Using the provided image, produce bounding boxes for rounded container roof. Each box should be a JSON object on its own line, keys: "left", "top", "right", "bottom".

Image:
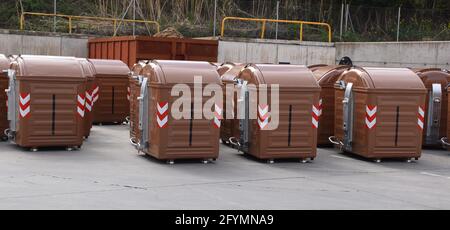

{"left": 412, "top": 68, "right": 450, "bottom": 88}
{"left": 338, "top": 67, "right": 425, "bottom": 90}
{"left": 239, "top": 64, "right": 320, "bottom": 88}
{"left": 13, "top": 56, "right": 84, "bottom": 79}
{"left": 149, "top": 60, "right": 222, "bottom": 85}
{"left": 89, "top": 59, "right": 130, "bottom": 77}
{"left": 0, "top": 54, "right": 9, "bottom": 70}
{"left": 310, "top": 65, "right": 348, "bottom": 85}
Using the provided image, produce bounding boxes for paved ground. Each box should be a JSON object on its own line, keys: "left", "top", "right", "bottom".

{"left": 1, "top": 125, "right": 450, "bottom": 210}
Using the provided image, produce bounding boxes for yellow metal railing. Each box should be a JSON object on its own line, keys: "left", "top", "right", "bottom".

{"left": 221, "top": 17, "right": 332, "bottom": 43}
{"left": 20, "top": 12, "right": 160, "bottom": 35}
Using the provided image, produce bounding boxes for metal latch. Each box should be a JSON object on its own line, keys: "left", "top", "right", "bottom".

{"left": 342, "top": 82, "right": 354, "bottom": 151}
{"left": 425, "top": 83, "right": 442, "bottom": 145}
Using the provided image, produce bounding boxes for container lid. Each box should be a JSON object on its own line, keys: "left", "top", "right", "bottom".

{"left": 149, "top": 60, "right": 221, "bottom": 85}
{"left": 310, "top": 65, "right": 348, "bottom": 85}
{"left": 411, "top": 68, "right": 450, "bottom": 88}
{"left": 220, "top": 64, "right": 245, "bottom": 83}
{"left": 239, "top": 64, "right": 320, "bottom": 88}
{"left": 0, "top": 54, "right": 9, "bottom": 70}
{"left": 77, "top": 58, "right": 95, "bottom": 80}
{"left": 89, "top": 59, "right": 130, "bottom": 77}
{"left": 339, "top": 67, "right": 425, "bottom": 90}
{"left": 13, "top": 56, "right": 85, "bottom": 79}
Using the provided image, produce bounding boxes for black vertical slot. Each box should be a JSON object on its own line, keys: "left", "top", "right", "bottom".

{"left": 395, "top": 106, "right": 400, "bottom": 147}
{"left": 52, "top": 94, "right": 56, "bottom": 135}
{"left": 288, "top": 105, "right": 292, "bottom": 146}
{"left": 112, "top": 86, "right": 115, "bottom": 114}
{"left": 189, "top": 102, "right": 194, "bottom": 146}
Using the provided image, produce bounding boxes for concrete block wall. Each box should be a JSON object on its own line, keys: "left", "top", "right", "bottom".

{"left": 0, "top": 30, "right": 89, "bottom": 57}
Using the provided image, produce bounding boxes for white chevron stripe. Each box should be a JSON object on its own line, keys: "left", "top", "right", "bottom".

{"left": 215, "top": 104, "right": 222, "bottom": 115}
{"left": 85, "top": 91, "right": 92, "bottom": 101}
{"left": 366, "top": 106, "right": 377, "bottom": 117}
{"left": 92, "top": 87, "right": 99, "bottom": 95}
{"left": 258, "top": 105, "right": 268, "bottom": 116}
{"left": 77, "top": 107, "right": 85, "bottom": 118}
{"left": 85, "top": 103, "right": 92, "bottom": 112}
{"left": 365, "top": 117, "right": 377, "bottom": 129}
{"left": 312, "top": 105, "right": 320, "bottom": 116}
{"left": 20, "top": 94, "right": 30, "bottom": 105}
{"left": 19, "top": 107, "right": 30, "bottom": 118}
{"left": 214, "top": 117, "right": 221, "bottom": 128}
{"left": 418, "top": 107, "right": 425, "bottom": 117}
{"left": 258, "top": 117, "right": 269, "bottom": 129}
{"left": 157, "top": 103, "right": 168, "bottom": 114}
{"left": 78, "top": 95, "right": 85, "bottom": 104}
{"left": 157, "top": 115, "right": 168, "bottom": 128}
{"left": 312, "top": 117, "right": 319, "bottom": 128}
{"left": 418, "top": 118, "right": 424, "bottom": 129}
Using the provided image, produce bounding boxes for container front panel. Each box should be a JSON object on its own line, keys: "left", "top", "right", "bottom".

{"left": 249, "top": 90, "right": 319, "bottom": 159}
{"left": 0, "top": 76, "right": 8, "bottom": 138}
{"left": 93, "top": 77, "right": 130, "bottom": 123}
{"left": 317, "top": 86, "right": 335, "bottom": 145}
{"left": 16, "top": 81, "right": 84, "bottom": 147}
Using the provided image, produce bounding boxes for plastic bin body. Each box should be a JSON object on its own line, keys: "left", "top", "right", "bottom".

{"left": 8, "top": 56, "right": 86, "bottom": 148}
{"left": 413, "top": 68, "right": 450, "bottom": 147}
{"left": 237, "top": 64, "right": 321, "bottom": 160}
{"left": 0, "top": 54, "right": 9, "bottom": 140}
{"left": 309, "top": 65, "right": 348, "bottom": 146}
{"left": 334, "top": 67, "right": 426, "bottom": 159}
{"left": 89, "top": 59, "right": 130, "bottom": 124}
{"left": 137, "top": 60, "right": 221, "bottom": 160}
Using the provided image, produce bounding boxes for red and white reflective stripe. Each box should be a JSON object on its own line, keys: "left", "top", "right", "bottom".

{"left": 365, "top": 105, "right": 377, "bottom": 130}
{"left": 258, "top": 104, "right": 269, "bottom": 130}
{"left": 77, "top": 94, "right": 86, "bottom": 118}
{"left": 318, "top": 99, "right": 323, "bottom": 116}
{"left": 92, "top": 85, "right": 99, "bottom": 104}
{"left": 85, "top": 90, "right": 93, "bottom": 112}
{"left": 19, "top": 93, "right": 31, "bottom": 118}
{"left": 127, "top": 87, "right": 130, "bottom": 101}
{"left": 213, "top": 104, "right": 222, "bottom": 128}
{"left": 418, "top": 106, "right": 425, "bottom": 130}
{"left": 312, "top": 102, "right": 321, "bottom": 129}
{"left": 157, "top": 102, "right": 169, "bottom": 128}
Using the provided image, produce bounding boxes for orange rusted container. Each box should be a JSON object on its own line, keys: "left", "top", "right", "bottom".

{"left": 232, "top": 64, "right": 321, "bottom": 162}
{"left": 77, "top": 58, "right": 96, "bottom": 138}
{"left": 129, "top": 60, "right": 150, "bottom": 141}
{"left": 89, "top": 59, "right": 130, "bottom": 124}
{"left": 0, "top": 54, "right": 9, "bottom": 141}
{"left": 218, "top": 63, "right": 245, "bottom": 145}
{"left": 331, "top": 67, "right": 427, "bottom": 161}
{"left": 412, "top": 68, "right": 450, "bottom": 147}
{"left": 309, "top": 65, "right": 348, "bottom": 146}
{"left": 6, "top": 56, "right": 87, "bottom": 149}
{"left": 132, "top": 60, "right": 221, "bottom": 163}
{"left": 88, "top": 36, "right": 218, "bottom": 68}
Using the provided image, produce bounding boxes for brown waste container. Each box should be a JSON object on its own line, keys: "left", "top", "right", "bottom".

{"left": 132, "top": 60, "right": 221, "bottom": 163}
{"left": 77, "top": 58, "right": 96, "bottom": 138}
{"left": 330, "top": 67, "right": 427, "bottom": 161}
{"left": 0, "top": 54, "right": 9, "bottom": 141}
{"left": 129, "top": 60, "right": 149, "bottom": 141}
{"left": 230, "top": 64, "right": 321, "bottom": 162}
{"left": 5, "top": 56, "right": 87, "bottom": 150}
{"left": 412, "top": 68, "right": 450, "bottom": 147}
{"left": 309, "top": 65, "right": 348, "bottom": 146}
{"left": 89, "top": 59, "right": 130, "bottom": 124}
{"left": 218, "top": 63, "right": 245, "bottom": 146}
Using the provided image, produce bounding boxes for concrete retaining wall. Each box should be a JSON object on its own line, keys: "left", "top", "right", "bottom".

{"left": 335, "top": 41, "right": 450, "bottom": 69}
{"left": 0, "top": 30, "right": 89, "bottom": 57}
{"left": 218, "top": 38, "right": 336, "bottom": 65}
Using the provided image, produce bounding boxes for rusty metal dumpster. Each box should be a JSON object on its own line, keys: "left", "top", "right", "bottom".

{"left": 5, "top": 56, "right": 87, "bottom": 150}
{"left": 218, "top": 63, "right": 245, "bottom": 146}
{"left": 309, "top": 65, "right": 348, "bottom": 146}
{"left": 229, "top": 64, "right": 321, "bottom": 163}
{"left": 131, "top": 60, "right": 221, "bottom": 164}
{"left": 330, "top": 67, "right": 427, "bottom": 162}
{"left": 0, "top": 54, "right": 9, "bottom": 141}
{"left": 89, "top": 59, "right": 130, "bottom": 124}
{"left": 77, "top": 58, "right": 96, "bottom": 138}
{"left": 412, "top": 68, "right": 450, "bottom": 147}
{"left": 129, "top": 60, "right": 149, "bottom": 141}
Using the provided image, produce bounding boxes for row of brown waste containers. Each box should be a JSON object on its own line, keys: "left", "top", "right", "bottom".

{"left": 0, "top": 54, "right": 130, "bottom": 150}
{"left": 127, "top": 59, "right": 450, "bottom": 164}
{"left": 2, "top": 55, "right": 450, "bottom": 164}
